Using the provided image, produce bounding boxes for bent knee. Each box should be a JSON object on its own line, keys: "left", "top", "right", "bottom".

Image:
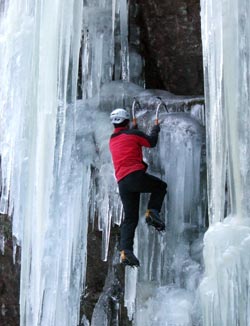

{"left": 161, "top": 181, "right": 167, "bottom": 193}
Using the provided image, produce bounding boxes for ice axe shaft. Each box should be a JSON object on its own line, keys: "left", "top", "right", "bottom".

{"left": 155, "top": 97, "right": 168, "bottom": 125}
{"left": 132, "top": 97, "right": 168, "bottom": 126}
{"left": 132, "top": 98, "right": 141, "bottom": 126}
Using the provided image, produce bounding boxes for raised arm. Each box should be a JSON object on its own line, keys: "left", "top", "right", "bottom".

{"left": 127, "top": 124, "right": 161, "bottom": 148}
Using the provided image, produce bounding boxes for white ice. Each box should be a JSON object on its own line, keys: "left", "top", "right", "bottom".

{"left": 0, "top": 0, "right": 141, "bottom": 324}
{"left": 123, "top": 106, "right": 206, "bottom": 325}
{"left": 0, "top": 0, "right": 208, "bottom": 325}
{"left": 0, "top": 1, "right": 86, "bottom": 325}
{"left": 200, "top": 0, "right": 250, "bottom": 325}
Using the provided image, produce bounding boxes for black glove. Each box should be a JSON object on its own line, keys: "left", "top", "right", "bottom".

{"left": 131, "top": 123, "right": 138, "bottom": 130}
{"left": 151, "top": 124, "right": 160, "bottom": 133}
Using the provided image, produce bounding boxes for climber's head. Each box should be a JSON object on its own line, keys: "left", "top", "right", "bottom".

{"left": 110, "top": 108, "right": 130, "bottom": 127}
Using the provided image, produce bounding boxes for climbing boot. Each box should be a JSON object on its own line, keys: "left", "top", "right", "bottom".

{"left": 145, "top": 209, "right": 165, "bottom": 231}
{"left": 120, "top": 250, "right": 140, "bottom": 267}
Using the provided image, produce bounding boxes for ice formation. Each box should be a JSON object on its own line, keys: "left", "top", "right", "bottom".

{"left": 0, "top": 0, "right": 210, "bottom": 326}
{"left": 123, "top": 105, "right": 206, "bottom": 325}
{"left": 0, "top": 0, "right": 136, "bottom": 325}
{"left": 200, "top": 0, "right": 250, "bottom": 325}
{"left": 0, "top": 1, "right": 87, "bottom": 325}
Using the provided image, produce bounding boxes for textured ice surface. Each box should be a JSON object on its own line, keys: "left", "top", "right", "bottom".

{"left": 200, "top": 1, "right": 250, "bottom": 325}
{"left": 135, "top": 285, "right": 194, "bottom": 326}
{"left": 0, "top": 0, "right": 140, "bottom": 324}
{"left": 0, "top": 0, "right": 208, "bottom": 325}
{"left": 124, "top": 108, "right": 206, "bottom": 325}
{"left": 200, "top": 217, "right": 250, "bottom": 325}
{"left": 0, "top": 1, "right": 86, "bottom": 325}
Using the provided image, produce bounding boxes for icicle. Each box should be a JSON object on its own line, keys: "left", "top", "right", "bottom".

{"left": 0, "top": 232, "right": 4, "bottom": 255}
{"left": 200, "top": 0, "right": 250, "bottom": 324}
{"left": 119, "top": 0, "right": 129, "bottom": 81}
{"left": 0, "top": 0, "right": 87, "bottom": 325}
{"left": 81, "top": 2, "right": 113, "bottom": 98}
{"left": 124, "top": 234, "right": 138, "bottom": 320}
{"left": 200, "top": 0, "right": 227, "bottom": 224}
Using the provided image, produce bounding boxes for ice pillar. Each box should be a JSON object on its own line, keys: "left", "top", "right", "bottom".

{"left": 0, "top": 1, "right": 86, "bottom": 325}
{"left": 200, "top": 0, "right": 250, "bottom": 324}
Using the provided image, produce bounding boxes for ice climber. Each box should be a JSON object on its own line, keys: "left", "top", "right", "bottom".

{"left": 109, "top": 108, "right": 167, "bottom": 267}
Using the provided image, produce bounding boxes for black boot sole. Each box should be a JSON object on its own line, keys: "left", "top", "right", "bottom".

{"left": 121, "top": 258, "right": 140, "bottom": 267}
{"left": 146, "top": 216, "right": 166, "bottom": 231}
{"left": 121, "top": 260, "right": 140, "bottom": 268}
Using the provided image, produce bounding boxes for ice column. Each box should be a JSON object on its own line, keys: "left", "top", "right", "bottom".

{"left": 80, "top": 0, "right": 132, "bottom": 261}
{"left": 119, "top": 0, "right": 130, "bottom": 81}
{"left": 200, "top": 1, "right": 250, "bottom": 325}
{"left": 124, "top": 108, "right": 206, "bottom": 325}
{"left": 0, "top": 1, "right": 87, "bottom": 325}
{"left": 200, "top": 0, "right": 226, "bottom": 224}
{"left": 81, "top": 0, "right": 130, "bottom": 98}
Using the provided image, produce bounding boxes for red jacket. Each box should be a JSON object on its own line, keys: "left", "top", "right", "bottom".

{"left": 109, "top": 125, "right": 160, "bottom": 182}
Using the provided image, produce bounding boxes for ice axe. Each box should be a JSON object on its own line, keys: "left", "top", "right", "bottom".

{"left": 155, "top": 97, "right": 168, "bottom": 125}
{"left": 131, "top": 97, "right": 141, "bottom": 127}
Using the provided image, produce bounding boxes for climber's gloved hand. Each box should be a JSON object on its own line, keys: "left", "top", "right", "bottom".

{"left": 152, "top": 124, "right": 160, "bottom": 133}
{"left": 131, "top": 123, "right": 138, "bottom": 130}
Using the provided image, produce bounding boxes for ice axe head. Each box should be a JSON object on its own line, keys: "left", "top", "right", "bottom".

{"left": 132, "top": 98, "right": 141, "bottom": 126}
{"left": 155, "top": 97, "right": 168, "bottom": 125}
{"left": 155, "top": 97, "right": 162, "bottom": 125}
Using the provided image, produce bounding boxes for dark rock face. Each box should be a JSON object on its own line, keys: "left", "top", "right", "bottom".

{"left": 133, "top": 0, "right": 203, "bottom": 95}
{"left": 0, "top": 215, "right": 20, "bottom": 326}
{"left": 81, "top": 225, "right": 131, "bottom": 326}
{"left": 81, "top": 225, "right": 110, "bottom": 322}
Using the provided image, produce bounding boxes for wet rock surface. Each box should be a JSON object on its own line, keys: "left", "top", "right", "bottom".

{"left": 0, "top": 215, "right": 20, "bottom": 326}
{"left": 133, "top": 0, "right": 203, "bottom": 95}
{"left": 81, "top": 224, "right": 131, "bottom": 326}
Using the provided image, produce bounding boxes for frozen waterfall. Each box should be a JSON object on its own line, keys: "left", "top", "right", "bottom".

{"left": 0, "top": 0, "right": 139, "bottom": 325}
{"left": 200, "top": 0, "right": 250, "bottom": 325}
{"left": 122, "top": 95, "right": 206, "bottom": 325}
{"left": 3, "top": 0, "right": 247, "bottom": 325}
{"left": 0, "top": 1, "right": 87, "bottom": 325}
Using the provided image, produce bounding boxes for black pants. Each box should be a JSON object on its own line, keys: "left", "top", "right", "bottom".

{"left": 118, "top": 170, "right": 167, "bottom": 251}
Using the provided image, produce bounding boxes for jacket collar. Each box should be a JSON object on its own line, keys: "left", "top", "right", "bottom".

{"left": 114, "top": 126, "right": 129, "bottom": 133}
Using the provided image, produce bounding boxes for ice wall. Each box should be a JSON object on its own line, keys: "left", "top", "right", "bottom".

{"left": 81, "top": 0, "right": 131, "bottom": 99}
{"left": 80, "top": 92, "right": 206, "bottom": 325}
{"left": 0, "top": 0, "right": 207, "bottom": 325}
{"left": 79, "top": 0, "right": 143, "bottom": 261}
{"left": 0, "top": 0, "right": 140, "bottom": 324}
{"left": 200, "top": 1, "right": 250, "bottom": 325}
{"left": 0, "top": 1, "right": 86, "bottom": 325}
{"left": 121, "top": 94, "right": 206, "bottom": 325}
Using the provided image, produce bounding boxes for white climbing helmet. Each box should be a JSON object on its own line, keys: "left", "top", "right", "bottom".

{"left": 110, "top": 108, "right": 130, "bottom": 124}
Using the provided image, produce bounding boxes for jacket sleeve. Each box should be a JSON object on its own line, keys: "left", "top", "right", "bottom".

{"left": 130, "top": 125, "right": 160, "bottom": 148}
{"left": 146, "top": 124, "right": 160, "bottom": 147}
